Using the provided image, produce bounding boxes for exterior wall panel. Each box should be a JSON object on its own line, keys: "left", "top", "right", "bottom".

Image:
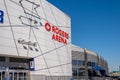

{"left": 0, "top": 0, "right": 71, "bottom": 79}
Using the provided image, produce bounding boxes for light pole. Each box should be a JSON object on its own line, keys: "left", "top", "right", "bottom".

{"left": 119, "top": 66, "right": 120, "bottom": 71}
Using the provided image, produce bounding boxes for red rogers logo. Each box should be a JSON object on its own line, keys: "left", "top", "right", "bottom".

{"left": 45, "top": 22, "right": 69, "bottom": 44}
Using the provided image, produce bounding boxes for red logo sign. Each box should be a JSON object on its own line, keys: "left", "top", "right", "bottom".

{"left": 45, "top": 22, "right": 69, "bottom": 44}
{"left": 45, "top": 22, "right": 51, "bottom": 31}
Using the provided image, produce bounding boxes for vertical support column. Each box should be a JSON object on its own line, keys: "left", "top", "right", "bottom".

{"left": 84, "top": 48, "right": 88, "bottom": 80}
{"left": 27, "top": 70, "right": 31, "bottom": 80}
{"left": 0, "top": 72, "right": 2, "bottom": 80}
{"left": 13, "top": 72, "right": 14, "bottom": 80}
{"left": 77, "top": 52, "right": 79, "bottom": 79}
{"left": 96, "top": 53, "right": 99, "bottom": 66}
{"left": 5, "top": 57, "right": 10, "bottom": 80}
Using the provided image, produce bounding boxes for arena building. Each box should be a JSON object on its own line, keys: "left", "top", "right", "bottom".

{"left": 0, "top": 0, "right": 72, "bottom": 80}
{"left": 72, "top": 45, "right": 108, "bottom": 79}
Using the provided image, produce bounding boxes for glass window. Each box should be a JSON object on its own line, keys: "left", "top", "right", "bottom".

{"left": 91, "top": 62, "right": 95, "bottom": 66}
{"left": 78, "top": 60, "right": 83, "bottom": 66}
{"left": 0, "top": 56, "right": 5, "bottom": 61}
{"left": 72, "top": 60, "right": 83, "bottom": 66}
{"left": 78, "top": 70, "right": 85, "bottom": 76}
{"left": 72, "top": 60, "right": 77, "bottom": 65}
{"left": 9, "top": 57, "right": 29, "bottom": 63}
{"left": 87, "top": 62, "right": 92, "bottom": 66}
{"left": 72, "top": 68, "right": 77, "bottom": 76}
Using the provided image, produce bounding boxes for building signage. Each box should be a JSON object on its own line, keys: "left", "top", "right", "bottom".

{"left": 0, "top": 10, "right": 4, "bottom": 23}
{"left": 45, "top": 22, "right": 69, "bottom": 44}
{"left": 19, "top": 0, "right": 41, "bottom": 29}
{"left": 29, "top": 58, "right": 35, "bottom": 71}
{"left": 18, "top": 38, "right": 37, "bottom": 47}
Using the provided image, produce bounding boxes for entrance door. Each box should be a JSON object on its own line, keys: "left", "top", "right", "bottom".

{"left": 0, "top": 70, "right": 29, "bottom": 80}
{"left": 0, "top": 71, "right": 4, "bottom": 80}
{"left": 0, "top": 57, "right": 31, "bottom": 80}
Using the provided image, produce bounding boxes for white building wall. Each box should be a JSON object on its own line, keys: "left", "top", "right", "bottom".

{"left": 0, "top": 0, "right": 71, "bottom": 78}
{"left": 72, "top": 45, "right": 108, "bottom": 71}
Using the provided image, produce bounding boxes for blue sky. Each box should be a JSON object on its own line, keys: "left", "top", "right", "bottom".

{"left": 48, "top": 0, "right": 120, "bottom": 72}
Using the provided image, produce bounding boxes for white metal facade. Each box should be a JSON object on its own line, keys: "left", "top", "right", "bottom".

{"left": 72, "top": 45, "right": 108, "bottom": 73}
{"left": 0, "top": 0, "right": 72, "bottom": 79}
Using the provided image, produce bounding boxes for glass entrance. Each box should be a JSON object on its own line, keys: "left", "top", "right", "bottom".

{"left": 0, "top": 70, "right": 29, "bottom": 80}
{"left": 0, "top": 56, "right": 31, "bottom": 80}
